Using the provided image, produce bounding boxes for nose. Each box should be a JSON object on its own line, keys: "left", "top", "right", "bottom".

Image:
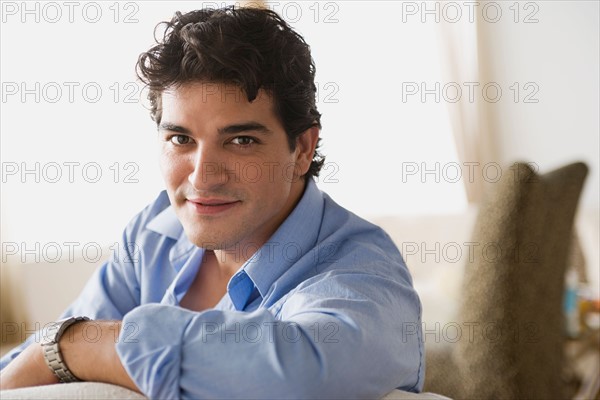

{"left": 188, "top": 144, "right": 228, "bottom": 191}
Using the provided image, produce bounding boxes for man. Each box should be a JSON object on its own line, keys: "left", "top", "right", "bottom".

{"left": 0, "top": 6, "right": 423, "bottom": 398}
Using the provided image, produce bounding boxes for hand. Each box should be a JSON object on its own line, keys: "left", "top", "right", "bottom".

{"left": 0, "top": 342, "right": 58, "bottom": 390}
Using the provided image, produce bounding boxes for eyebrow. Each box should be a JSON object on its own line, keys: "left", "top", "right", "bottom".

{"left": 158, "top": 122, "right": 273, "bottom": 136}
{"left": 218, "top": 122, "right": 273, "bottom": 136}
{"left": 158, "top": 122, "right": 191, "bottom": 134}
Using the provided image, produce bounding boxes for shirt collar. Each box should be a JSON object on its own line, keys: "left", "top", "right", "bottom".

{"left": 146, "top": 203, "right": 182, "bottom": 240}
{"left": 240, "top": 177, "right": 324, "bottom": 300}
{"left": 146, "top": 197, "right": 195, "bottom": 272}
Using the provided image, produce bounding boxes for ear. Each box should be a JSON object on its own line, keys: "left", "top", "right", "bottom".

{"left": 293, "top": 126, "right": 320, "bottom": 177}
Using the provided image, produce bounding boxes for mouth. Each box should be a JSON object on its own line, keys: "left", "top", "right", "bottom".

{"left": 186, "top": 198, "right": 241, "bottom": 215}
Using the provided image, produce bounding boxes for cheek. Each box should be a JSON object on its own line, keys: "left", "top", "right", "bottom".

{"left": 160, "top": 152, "right": 187, "bottom": 187}
{"left": 270, "top": 161, "right": 303, "bottom": 184}
{"left": 266, "top": 148, "right": 301, "bottom": 182}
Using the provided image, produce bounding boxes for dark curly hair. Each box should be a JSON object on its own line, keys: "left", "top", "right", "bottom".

{"left": 136, "top": 6, "right": 324, "bottom": 177}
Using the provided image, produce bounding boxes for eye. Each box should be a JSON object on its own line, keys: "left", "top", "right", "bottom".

{"left": 169, "top": 135, "right": 192, "bottom": 145}
{"left": 231, "top": 136, "right": 257, "bottom": 147}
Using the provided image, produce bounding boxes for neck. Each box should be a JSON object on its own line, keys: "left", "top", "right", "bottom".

{"left": 201, "top": 250, "right": 238, "bottom": 280}
{"left": 212, "top": 177, "right": 308, "bottom": 275}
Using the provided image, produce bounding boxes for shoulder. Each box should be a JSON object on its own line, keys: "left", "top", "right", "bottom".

{"left": 316, "top": 191, "right": 411, "bottom": 283}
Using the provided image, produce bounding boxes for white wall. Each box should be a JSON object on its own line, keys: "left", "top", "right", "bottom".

{"left": 479, "top": 0, "right": 599, "bottom": 208}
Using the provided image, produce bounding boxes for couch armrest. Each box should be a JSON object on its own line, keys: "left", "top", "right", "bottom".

{"left": 0, "top": 383, "right": 449, "bottom": 399}
{"left": 382, "top": 389, "right": 451, "bottom": 399}
{"left": 0, "top": 383, "right": 145, "bottom": 400}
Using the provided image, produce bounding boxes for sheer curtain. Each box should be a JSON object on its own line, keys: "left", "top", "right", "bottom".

{"left": 437, "top": 6, "right": 497, "bottom": 203}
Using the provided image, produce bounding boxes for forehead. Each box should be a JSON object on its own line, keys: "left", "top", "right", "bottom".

{"left": 160, "top": 82, "right": 276, "bottom": 121}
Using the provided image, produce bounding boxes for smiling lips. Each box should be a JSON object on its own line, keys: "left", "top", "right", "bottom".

{"left": 186, "top": 198, "right": 240, "bottom": 215}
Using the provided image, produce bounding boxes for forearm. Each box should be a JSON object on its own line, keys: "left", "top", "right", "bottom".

{"left": 0, "top": 342, "right": 58, "bottom": 389}
{"left": 60, "top": 320, "right": 139, "bottom": 392}
{"left": 0, "top": 320, "right": 140, "bottom": 393}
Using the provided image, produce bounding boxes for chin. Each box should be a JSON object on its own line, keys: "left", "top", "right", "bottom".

{"left": 183, "top": 225, "right": 235, "bottom": 250}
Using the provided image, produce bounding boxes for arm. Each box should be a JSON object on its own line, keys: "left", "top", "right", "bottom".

{"left": 59, "top": 321, "right": 139, "bottom": 391}
{"left": 1, "top": 271, "right": 422, "bottom": 397}
{"left": 0, "top": 321, "right": 139, "bottom": 393}
{"left": 115, "top": 271, "right": 423, "bottom": 399}
{"left": 0, "top": 342, "right": 57, "bottom": 389}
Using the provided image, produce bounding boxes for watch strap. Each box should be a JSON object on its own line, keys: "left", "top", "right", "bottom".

{"left": 41, "top": 316, "right": 90, "bottom": 383}
{"left": 42, "top": 341, "right": 82, "bottom": 382}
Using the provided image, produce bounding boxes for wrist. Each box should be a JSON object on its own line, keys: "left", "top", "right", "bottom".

{"left": 59, "top": 320, "right": 113, "bottom": 382}
{"left": 41, "top": 316, "right": 90, "bottom": 383}
{"left": 60, "top": 320, "right": 138, "bottom": 392}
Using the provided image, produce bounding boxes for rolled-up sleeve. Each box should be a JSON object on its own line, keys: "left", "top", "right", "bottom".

{"left": 116, "top": 271, "right": 423, "bottom": 399}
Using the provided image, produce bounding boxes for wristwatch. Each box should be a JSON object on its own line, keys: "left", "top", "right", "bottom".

{"left": 41, "top": 316, "right": 90, "bottom": 383}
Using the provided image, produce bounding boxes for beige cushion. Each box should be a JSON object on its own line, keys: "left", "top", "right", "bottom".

{"left": 0, "top": 383, "right": 146, "bottom": 400}
{"left": 0, "top": 383, "right": 449, "bottom": 399}
{"left": 424, "top": 162, "right": 588, "bottom": 399}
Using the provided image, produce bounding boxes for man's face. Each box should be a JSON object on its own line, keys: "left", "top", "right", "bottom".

{"left": 159, "top": 82, "right": 316, "bottom": 254}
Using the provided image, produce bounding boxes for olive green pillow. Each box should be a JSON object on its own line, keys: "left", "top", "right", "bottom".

{"left": 455, "top": 162, "right": 588, "bottom": 399}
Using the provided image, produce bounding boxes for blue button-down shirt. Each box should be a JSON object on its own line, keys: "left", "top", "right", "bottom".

{"left": 1, "top": 178, "right": 424, "bottom": 399}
